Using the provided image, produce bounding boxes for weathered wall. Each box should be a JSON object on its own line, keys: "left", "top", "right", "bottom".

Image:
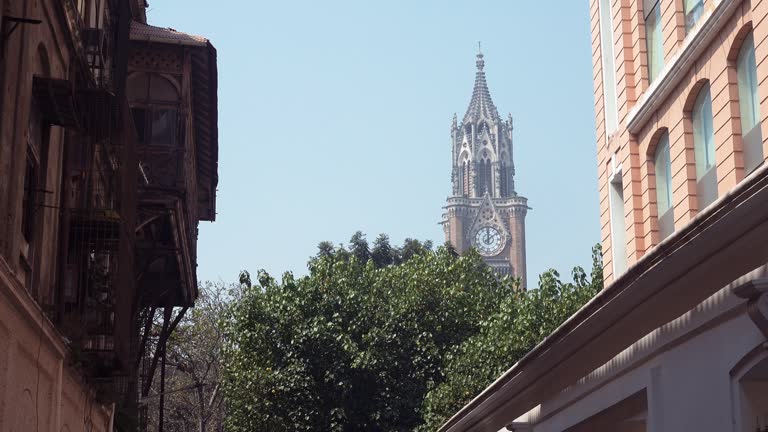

{"left": 0, "top": 0, "right": 115, "bottom": 429}
{"left": 0, "top": 261, "right": 112, "bottom": 432}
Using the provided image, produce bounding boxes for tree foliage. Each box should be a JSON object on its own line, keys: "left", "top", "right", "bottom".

{"left": 417, "top": 244, "right": 603, "bottom": 430}
{"left": 144, "top": 282, "right": 228, "bottom": 432}
{"left": 221, "top": 232, "right": 603, "bottom": 431}
{"left": 222, "top": 234, "right": 508, "bottom": 431}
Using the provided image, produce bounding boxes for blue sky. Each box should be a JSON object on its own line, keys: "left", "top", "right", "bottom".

{"left": 148, "top": 1, "right": 601, "bottom": 285}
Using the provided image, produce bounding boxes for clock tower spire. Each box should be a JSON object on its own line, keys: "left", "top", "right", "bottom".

{"left": 442, "top": 50, "right": 530, "bottom": 287}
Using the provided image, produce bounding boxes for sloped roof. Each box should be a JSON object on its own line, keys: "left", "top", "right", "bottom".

{"left": 463, "top": 53, "right": 500, "bottom": 124}
{"left": 129, "top": 20, "right": 208, "bottom": 46}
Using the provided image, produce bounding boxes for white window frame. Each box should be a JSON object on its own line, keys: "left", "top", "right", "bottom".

{"left": 599, "top": 0, "right": 620, "bottom": 134}
{"left": 608, "top": 154, "right": 628, "bottom": 276}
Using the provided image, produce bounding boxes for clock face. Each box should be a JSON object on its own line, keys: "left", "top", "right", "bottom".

{"left": 474, "top": 226, "right": 503, "bottom": 255}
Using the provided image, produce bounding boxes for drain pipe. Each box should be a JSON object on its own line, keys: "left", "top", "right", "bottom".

{"left": 731, "top": 278, "right": 768, "bottom": 338}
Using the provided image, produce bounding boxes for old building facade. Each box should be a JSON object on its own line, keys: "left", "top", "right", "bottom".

{"left": 0, "top": 0, "right": 218, "bottom": 430}
{"left": 440, "top": 0, "right": 768, "bottom": 431}
{"left": 443, "top": 52, "right": 529, "bottom": 287}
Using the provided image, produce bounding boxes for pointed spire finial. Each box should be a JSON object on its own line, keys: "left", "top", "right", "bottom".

{"left": 476, "top": 41, "right": 485, "bottom": 70}
{"left": 464, "top": 45, "right": 498, "bottom": 123}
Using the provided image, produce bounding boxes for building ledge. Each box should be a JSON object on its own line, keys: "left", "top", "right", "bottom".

{"left": 626, "top": 0, "right": 741, "bottom": 134}
{"left": 444, "top": 195, "right": 530, "bottom": 208}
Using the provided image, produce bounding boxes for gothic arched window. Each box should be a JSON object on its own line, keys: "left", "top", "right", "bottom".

{"left": 500, "top": 161, "right": 508, "bottom": 196}
{"left": 462, "top": 160, "right": 470, "bottom": 196}
{"left": 477, "top": 157, "right": 492, "bottom": 196}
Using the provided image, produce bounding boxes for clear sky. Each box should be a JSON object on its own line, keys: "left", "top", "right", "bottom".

{"left": 147, "top": 1, "right": 601, "bottom": 285}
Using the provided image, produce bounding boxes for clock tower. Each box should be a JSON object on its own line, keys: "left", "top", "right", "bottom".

{"left": 442, "top": 50, "right": 530, "bottom": 288}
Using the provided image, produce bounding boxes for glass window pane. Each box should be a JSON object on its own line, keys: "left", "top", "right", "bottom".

{"left": 600, "top": 0, "right": 619, "bottom": 134}
{"left": 609, "top": 173, "right": 627, "bottom": 275}
{"left": 738, "top": 32, "right": 764, "bottom": 173}
{"left": 150, "top": 108, "right": 177, "bottom": 147}
{"left": 693, "top": 85, "right": 718, "bottom": 208}
{"left": 738, "top": 33, "right": 759, "bottom": 130}
{"left": 654, "top": 134, "right": 672, "bottom": 215}
{"left": 655, "top": 133, "right": 675, "bottom": 238}
{"left": 684, "top": 0, "right": 705, "bottom": 32}
{"left": 646, "top": 5, "right": 664, "bottom": 82}
{"left": 693, "top": 85, "right": 716, "bottom": 178}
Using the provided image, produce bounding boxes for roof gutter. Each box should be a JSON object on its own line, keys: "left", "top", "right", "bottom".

{"left": 440, "top": 164, "right": 768, "bottom": 432}
{"left": 129, "top": 33, "right": 207, "bottom": 47}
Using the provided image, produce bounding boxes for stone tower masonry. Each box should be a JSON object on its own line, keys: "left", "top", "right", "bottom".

{"left": 442, "top": 50, "right": 530, "bottom": 288}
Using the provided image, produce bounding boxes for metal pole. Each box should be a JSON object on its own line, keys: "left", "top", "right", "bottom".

{"left": 158, "top": 317, "right": 167, "bottom": 432}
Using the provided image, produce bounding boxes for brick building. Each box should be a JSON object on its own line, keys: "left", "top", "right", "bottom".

{"left": 439, "top": 0, "right": 768, "bottom": 431}
{"left": 0, "top": 0, "right": 217, "bottom": 430}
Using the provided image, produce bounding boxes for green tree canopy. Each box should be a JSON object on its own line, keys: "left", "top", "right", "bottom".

{"left": 417, "top": 244, "right": 603, "bottom": 430}
{"left": 221, "top": 234, "right": 602, "bottom": 431}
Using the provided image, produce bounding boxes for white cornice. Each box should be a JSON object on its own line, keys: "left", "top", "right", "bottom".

{"left": 627, "top": 0, "right": 741, "bottom": 134}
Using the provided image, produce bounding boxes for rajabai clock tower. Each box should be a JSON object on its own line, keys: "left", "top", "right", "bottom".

{"left": 442, "top": 50, "right": 530, "bottom": 288}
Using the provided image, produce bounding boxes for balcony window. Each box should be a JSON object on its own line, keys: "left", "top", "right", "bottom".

{"left": 128, "top": 72, "right": 180, "bottom": 148}
{"left": 599, "top": 0, "right": 619, "bottom": 134}
{"left": 654, "top": 133, "right": 674, "bottom": 239}
{"left": 692, "top": 84, "right": 717, "bottom": 209}
{"left": 684, "top": 0, "right": 705, "bottom": 32}
{"left": 149, "top": 109, "right": 178, "bottom": 147}
{"left": 644, "top": 0, "right": 664, "bottom": 83}
{"left": 131, "top": 107, "right": 178, "bottom": 147}
{"left": 737, "top": 32, "right": 764, "bottom": 174}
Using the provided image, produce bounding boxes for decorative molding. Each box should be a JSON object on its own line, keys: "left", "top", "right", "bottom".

{"left": 731, "top": 277, "right": 768, "bottom": 337}
{"left": 626, "top": 0, "right": 741, "bottom": 134}
{"left": 445, "top": 195, "right": 529, "bottom": 208}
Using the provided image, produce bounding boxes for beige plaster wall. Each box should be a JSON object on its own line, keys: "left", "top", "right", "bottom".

{"left": 520, "top": 286, "right": 765, "bottom": 432}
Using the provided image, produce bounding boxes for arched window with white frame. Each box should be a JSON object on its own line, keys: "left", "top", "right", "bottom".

{"left": 737, "top": 31, "right": 763, "bottom": 174}
{"left": 654, "top": 132, "right": 674, "bottom": 239}
{"left": 692, "top": 83, "right": 717, "bottom": 209}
